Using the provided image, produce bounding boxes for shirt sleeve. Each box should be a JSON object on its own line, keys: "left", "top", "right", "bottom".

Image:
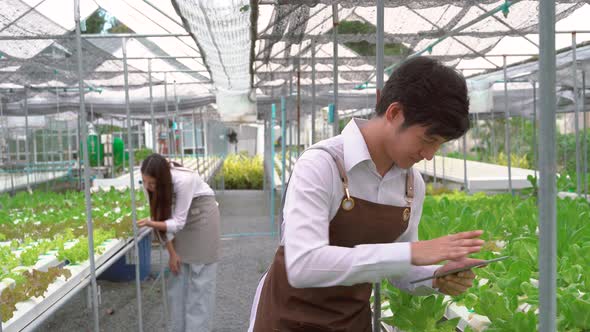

{"left": 164, "top": 171, "right": 196, "bottom": 234}
{"left": 388, "top": 169, "right": 440, "bottom": 295}
{"left": 283, "top": 151, "right": 412, "bottom": 289}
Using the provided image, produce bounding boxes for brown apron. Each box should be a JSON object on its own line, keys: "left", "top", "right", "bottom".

{"left": 253, "top": 146, "right": 414, "bottom": 332}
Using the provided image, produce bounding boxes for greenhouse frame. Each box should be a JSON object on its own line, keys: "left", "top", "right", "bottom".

{"left": 1, "top": 0, "right": 590, "bottom": 331}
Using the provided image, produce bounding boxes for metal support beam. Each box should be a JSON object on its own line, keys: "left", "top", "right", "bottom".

{"left": 463, "top": 134, "right": 468, "bottom": 192}
{"left": 504, "top": 56, "right": 513, "bottom": 195}
{"left": 332, "top": 3, "right": 339, "bottom": 136}
{"left": 148, "top": 59, "right": 156, "bottom": 153}
{"left": 311, "top": 37, "right": 317, "bottom": 144}
{"left": 408, "top": 7, "right": 501, "bottom": 69}
{"left": 373, "top": 1, "right": 384, "bottom": 330}
{"left": 75, "top": 0, "right": 99, "bottom": 330}
{"left": 174, "top": 80, "right": 184, "bottom": 164}
{"left": 192, "top": 108, "right": 198, "bottom": 163}
{"left": 200, "top": 107, "right": 207, "bottom": 159}
{"left": 538, "top": 0, "right": 557, "bottom": 331}
{"left": 0, "top": 33, "right": 190, "bottom": 41}
{"left": 281, "top": 97, "right": 287, "bottom": 196}
{"left": 532, "top": 81, "right": 538, "bottom": 180}
{"left": 255, "top": 4, "right": 327, "bottom": 64}
{"left": 583, "top": 71, "right": 587, "bottom": 199}
{"left": 474, "top": 3, "right": 539, "bottom": 49}
{"left": 572, "top": 33, "right": 582, "bottom": 195}
{"left": 164, "top": 73, "right": 171, "bottom": 156}
{"left": 24, "top": 86, "right": 30, "bottom": 190}
{"left": 270, "top": 104, "right": 277, "bottom": 235}
{"left": 122, "top": 37, "right": 144, "bottom": 332}
{"left": 297, "top": 62, "right": 301, "bottom": 155}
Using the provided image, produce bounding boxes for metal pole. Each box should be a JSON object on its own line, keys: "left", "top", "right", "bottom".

{"left": 148, "top": 59, "right": 156, "bottom": 154}
{"left": 42, "top": 128, "right": 47, "bottom": 190}
{"left": 0, "top": 32, "right": 190, "bottom": 41}
{"left": 75, "top": 1, "right": 99, "bottom": 330}
{"left": 332, "top": 3, "right": 339, "bottom": 136}
{"left": 289, "top": 122, "right": 294, "bottom": 172}
{"left": 263, "top": 114, "right": 268, "bottom": 191}
{"left": 174, "top": 80, "right": 184, "bottom": 164}
{"left": 0, "top": 100, "right": 3, "bottom": 163}
{"left": 16, "top": 136, "right": 20, "bottom": 162}
{"left": 373, "top": 0, "right": 384, "bottom": 329}
{"left": 572, "top": 33, "right": 582, "bottom": 195}
{"left": 270, "top": 104, "right": 276, "bottom": 235}
{"left": 200, "top": 107, "right": 207, "bottom": 159}
{"left": 140, "top": 122, "right": 144, "bottom": 150}
{"left": 76, "top": 106, "right": 82, "bottom": 188}
{"left": 281, "top": 96, "right": 287, "bottom": 195}
{"left": 57, "top": 89, "right": 64, "bottom": 162}
{"left": 563, "top": 114, "right": 567, "bottom": 173}
{"left": 442, "top": 148, "right": 446, "bottom": 186}
{"left": 164, "top": 73, "right": 171, "bottom": 157}
{"left": 192, "top": 108, "right": 199, "bottom": 169}
{"left": 433, "top": 155, "right": 437, "bottom": 185}
{"left": 583, "top": 71, "right": 587, "bottom": 199}
{"left": 24, "top": 87, "right": 30, "bottom": 190}
{"left": 463, "top": 134, "right": 468, "bottom": 192}
{"left": 311, "top": 37, "right": 317, "bottom": 145}
{"left": 504, "top": 56, "right": 513, "bottom": 195}
{"left": 533, "top": 81, "right": 538, "bottom": 180}
{"left": 491, "top": 112, "right": 496, "bottom": 161}
{"left": 538, "top": 0, "right": 557, "bottom": 331}
{"left": 33, "top": 129, "right": 38, "bottom": 164}
{"left": 297, "top": 63, "right": 301, "bottom": 156}
{"left": 111, "top": 117, "right": 115, "bottom": 177}
{"left": 67, "top": 118, "right": 72, "bottom": 162}
{"left": 122, "top": 37, "right": 144, "bottom": 332}
{"left": 93, "top": 104, "right": 100, "bottom": 168}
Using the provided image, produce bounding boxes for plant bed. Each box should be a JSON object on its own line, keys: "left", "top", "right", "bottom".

{"left": 379, "top": 191, "right": 590, "bottom": 331}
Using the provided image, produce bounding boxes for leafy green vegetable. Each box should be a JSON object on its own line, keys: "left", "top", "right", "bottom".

{"left": 381, "top": 192, "right": 590, "bottom": 331}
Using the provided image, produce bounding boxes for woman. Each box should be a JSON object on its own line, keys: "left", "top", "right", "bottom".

{"left": 137, "top": 153, "right": 220, "bottom": 332}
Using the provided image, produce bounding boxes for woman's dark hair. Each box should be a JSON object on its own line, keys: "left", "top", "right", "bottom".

{"left": 141, "top": 153, "right": 174, "bottom": 223}
{"left": 375, "top": 56, "right": 470, "bottom": 140}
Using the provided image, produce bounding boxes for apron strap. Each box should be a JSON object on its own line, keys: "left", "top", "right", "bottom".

{"left": 278, "top": 145, "right": 415, "bottom": 240}
{"left": 278, "top": 145, "right": 347, "bottom": 241}
{"left": 305, "top": 146, "right": 349, "bottom": 196}
{"left": 405, "top": 168, "right": 414, "bottom": 205}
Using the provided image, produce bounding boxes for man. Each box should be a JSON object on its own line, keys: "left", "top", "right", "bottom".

{"left": 249, "top": 56, "right": 484, "bottom": 332}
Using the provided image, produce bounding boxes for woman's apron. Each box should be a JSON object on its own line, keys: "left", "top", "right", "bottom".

{"left": 170, "top": 165, "right": 220, "bottom": 265}
{"left": 253, "top": 146, "right": 414, "bottom": 332}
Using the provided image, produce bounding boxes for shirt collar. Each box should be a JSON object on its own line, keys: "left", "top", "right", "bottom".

{"left": 342, "top": 118, "right": 373, "bottom": 172}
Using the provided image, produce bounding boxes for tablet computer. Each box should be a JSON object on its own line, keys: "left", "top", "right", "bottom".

{"left": 409, "top": 256, "right": 509, "bottom": 284}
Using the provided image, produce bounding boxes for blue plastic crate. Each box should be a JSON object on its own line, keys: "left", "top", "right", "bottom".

{"left": 99, "top": 233, "right": 152, "bottom": 282}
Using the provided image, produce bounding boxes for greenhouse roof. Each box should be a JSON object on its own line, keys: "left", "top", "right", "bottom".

{"left": 0, "top": 0, "right": 589, "bottom": 121}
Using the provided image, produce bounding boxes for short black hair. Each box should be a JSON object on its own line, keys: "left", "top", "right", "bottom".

{"left": 375, "top": 56, "right": 470, "bottom": 140}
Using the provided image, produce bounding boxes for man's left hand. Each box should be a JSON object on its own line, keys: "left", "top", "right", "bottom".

{"left": 432, "top": 258, "right": 483, "bottom": 296}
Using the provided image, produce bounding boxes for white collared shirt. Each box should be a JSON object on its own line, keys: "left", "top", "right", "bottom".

{"left": 164, "top": 167, "right": 214, "bottom": 234}
{"left": 248, "top": 119, "right": 439, "bottom": 330}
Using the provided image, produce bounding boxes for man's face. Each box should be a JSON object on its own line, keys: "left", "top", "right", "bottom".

{"left": 382, "top": 104, "right": 447, "bottom": 169}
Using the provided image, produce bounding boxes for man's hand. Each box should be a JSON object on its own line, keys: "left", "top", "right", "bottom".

{"left": 411, "top": 230, "right": 484, "bottom": 265}
{"left": 432, "top": 258, "right": 484, "bottom": 296}
{"left": 169, "top": 252, "right": 181, "bottom": 275}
